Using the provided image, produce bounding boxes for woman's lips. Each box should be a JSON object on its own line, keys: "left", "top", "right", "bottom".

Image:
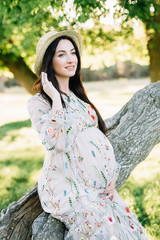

{"left": 65, "top": 65, "right": 75, "bottom": 70}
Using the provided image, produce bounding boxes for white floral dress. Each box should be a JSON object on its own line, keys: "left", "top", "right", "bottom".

{"left": 27, "top": 91, "right": 149, "bottom": 240}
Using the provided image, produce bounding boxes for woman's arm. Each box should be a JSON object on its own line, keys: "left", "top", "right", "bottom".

{"left": 27, "top": 96, "right": 67, "bottom": 153}
{"left": 27, "top": 73, "right": 77, "bottom": 153}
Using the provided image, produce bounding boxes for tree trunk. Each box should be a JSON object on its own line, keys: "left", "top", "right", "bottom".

{"left": 2, "top": 56, "right": 37, "bottom": 95}
{"left": 0, "top": 82, "right": 160, "bottom": 240}
{"left": 147, "top": 32, "right": 160, "bottom": 82}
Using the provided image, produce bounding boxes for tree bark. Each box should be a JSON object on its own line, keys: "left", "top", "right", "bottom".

{"left": 0, "top": 184, "right": 42, "bottom": 240}
{"left": 2, "top": 56, "right": 37, "bottom": 95}
{"left": 147, "top": 31, "right": 160, "bottom": 82}
{"left": 0, "top": 82, "right": 160, "bottom": 240}
{"left": 105, "top": 81, "right": 160, "bottom": 189}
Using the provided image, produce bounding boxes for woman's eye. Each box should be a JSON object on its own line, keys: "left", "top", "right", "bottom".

{"left": 58, "top": 54, "right": 64, "bottom": 57}
{"left": 71, "top": 52, "right": 76, "bottom": 55}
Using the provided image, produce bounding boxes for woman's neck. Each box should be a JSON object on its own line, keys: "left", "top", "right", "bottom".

{"left": 59, "top": 81, "right": 70, "bottom": 95}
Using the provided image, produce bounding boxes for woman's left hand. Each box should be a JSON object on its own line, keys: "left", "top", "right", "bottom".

{"left": 99, "top": 176, "right": 117, "bottom": 202}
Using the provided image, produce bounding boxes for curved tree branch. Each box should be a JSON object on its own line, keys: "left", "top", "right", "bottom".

{"left": 105, "top": 82, "right": 160, "bottom": 189}
{"left": 1, "top": 54, "right": 37, "bottom": 95}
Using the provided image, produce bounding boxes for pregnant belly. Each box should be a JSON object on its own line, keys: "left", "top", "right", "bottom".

{"left": 72, "top": 127, "right": 117, "bottom": 189}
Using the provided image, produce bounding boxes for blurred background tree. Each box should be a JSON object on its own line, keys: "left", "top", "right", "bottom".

{"left": 118, "top": 0, "right": 160, "bottom": 82}
{"left": 0, "top": 0, "right": 159, "bottom": 94}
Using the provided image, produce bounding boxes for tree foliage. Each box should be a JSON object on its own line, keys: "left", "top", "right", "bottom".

{"left": 0, "top": 1, "right": 146, "bottom": 69}
{"left": 0, "top": 0, "right": 106, "bottom": 60}
{"left": 118, "top": 0, "right": 160, "bottom": 35}
{"left": 0, "top": 0, "right": 159, "bottom": 58}
{"left": 0, "top": 0, "right": 159, "bottom": 82}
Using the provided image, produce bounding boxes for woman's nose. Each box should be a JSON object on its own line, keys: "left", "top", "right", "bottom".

{"left": 66, "top": 53, "right": 74, "bottom": 62}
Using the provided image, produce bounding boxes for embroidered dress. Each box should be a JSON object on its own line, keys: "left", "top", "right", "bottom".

{"left": 27, "top": 91, "right": 148, "bottom": 240}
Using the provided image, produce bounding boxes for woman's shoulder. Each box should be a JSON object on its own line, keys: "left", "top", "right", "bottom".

{"left": 27, "top": 92, "right": 49, "bottom": 107}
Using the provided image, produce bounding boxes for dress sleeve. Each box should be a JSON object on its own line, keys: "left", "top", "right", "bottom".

{"left": 27, "top": 95, "right": 77, "bottom": 153}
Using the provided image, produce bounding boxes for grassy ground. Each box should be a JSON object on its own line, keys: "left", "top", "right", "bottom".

{"left": 0, "top": 78, "right": 159, "bottom": 239}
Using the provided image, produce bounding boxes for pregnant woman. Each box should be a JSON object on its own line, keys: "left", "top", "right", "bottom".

{"left": 27, "top": 30, "right": 149, "bottom": 239}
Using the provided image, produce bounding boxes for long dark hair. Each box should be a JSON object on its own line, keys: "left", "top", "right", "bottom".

{"left": 33, "top": 36, "right": 108, "bottom": 136}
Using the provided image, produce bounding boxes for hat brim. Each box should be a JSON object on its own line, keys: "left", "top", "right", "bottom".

{"left": 34, "top": 30, "right": 83, "bottom": 76}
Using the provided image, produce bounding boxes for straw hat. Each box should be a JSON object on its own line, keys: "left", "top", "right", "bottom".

{"left": 34, "top": 30, "right": 83, "bottom": 76}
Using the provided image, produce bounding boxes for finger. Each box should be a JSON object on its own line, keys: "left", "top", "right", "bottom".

{"left": 104, "top": 188, "right": 115, "bottom": 194}
{"left": 101, "top": 194, "right": 113, "bottom": 200}
{"left": 110, "top": 194, "right": 115, "bottom": 202}
{"left": 42, "top": 72, "right": 47, "bottom": 84}
{"left": 41, "top": 72, "right": 45, "bottom": 85}
{"left": 99, "top": 192, "right": 109, "bottom": 196}
{"left": 44, "top": 72, "right": 48, "bottom": 84}
{"left": 101, "top": 195, "right": 108, "bottom": 200}
{"left": 105, "top": 192, "right": 115, "bottom": 199}
{"left": 42, "top": 72, "right": 47, "bottom": 85}
{"left": 102, "top": 189, "right": 113, "bottom": 194}
{"left": 111, "top": 195, "right": 115, "bottom": 202}
{"left": 109, "top": 194, "right": 115, "bottom": 202}
{"left": 105, "top": 193, "right": 113, "bottom": 199}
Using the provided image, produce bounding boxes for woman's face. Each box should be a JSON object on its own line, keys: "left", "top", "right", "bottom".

{"left": 52, "top": 39, "right": 78, "bottom": 82}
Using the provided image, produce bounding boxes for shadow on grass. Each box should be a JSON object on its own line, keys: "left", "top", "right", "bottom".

{"left": 0, "top": 119, "right": 31, "bottom": 140}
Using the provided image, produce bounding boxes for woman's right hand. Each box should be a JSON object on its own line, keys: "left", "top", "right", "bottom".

{"left": 41, "top": 72, "right": 62, "bottom": 110}
{"left": 41, "top": 72, "right": 60, "bottom": 100}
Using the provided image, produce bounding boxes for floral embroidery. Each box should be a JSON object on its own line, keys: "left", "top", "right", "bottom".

{"left": 47, "top": 127, "right": 52, "bottom": 133}
{"left": 125, "top": 206, "right": 130, "bottom": 213}
{"left": 27, "top": 92, "right": 149, "bottom": 240}
{"left": 108, "top": 217, "right": 115, "bottom": 224}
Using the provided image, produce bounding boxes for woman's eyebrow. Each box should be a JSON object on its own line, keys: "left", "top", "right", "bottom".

{"left": 57, "top": 48, "right": 75, "bottom": 53}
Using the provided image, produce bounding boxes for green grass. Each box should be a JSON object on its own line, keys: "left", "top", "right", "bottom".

{"left": 0, "top": 120, "right": 45, "bottom": 210}
{"left": 119, "top": 172, "right": 160, "bottom": 239}
{"left": 0, "top": 79, "right": 160, "bottom": 239}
